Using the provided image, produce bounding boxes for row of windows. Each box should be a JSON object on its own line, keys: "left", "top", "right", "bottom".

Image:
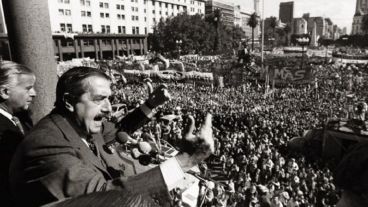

{"left": 62, "top": 0, "right": 201, "bottom": 7}
{"left": 59, "top": 9, "right": 71, "bottom": 16}
{"left": 58, "top": 0, "right": 70, "bottom": 4}
{"left": 117, "top": 14, "right": 126, "bottom": 20}
{"left": 80, "top": 0, "right": 91, "bottom": 6}
{"left": 116, "top": 4, "right": 125, "bottom": 10}
{"left": 81, "top": 11, "right": 92, "bottom": 17}
{"left": 132, "top": 15, "right": 139, "bottom": 21}
{"left": 132, "top": 7, "right": 139, "bottom": 12}
{"left": 100, "top": 12, "right": 110, "bottom": 18}
{"left": 59, "top": 23, "right": 148, "bottom": 35}
{"left": 99, "top": 2, "right": 109, "bottom": 9}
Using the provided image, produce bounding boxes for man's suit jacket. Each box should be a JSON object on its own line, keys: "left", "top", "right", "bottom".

{"left": 9, "top": 109, "right": 167, "bottom": 207}
{"left": 0, "top": 112, "right": 32, "bottom": 207}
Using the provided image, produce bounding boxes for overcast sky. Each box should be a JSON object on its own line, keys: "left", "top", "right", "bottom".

{"left": 223, "top": 0, "right": 356, "bottom": 33}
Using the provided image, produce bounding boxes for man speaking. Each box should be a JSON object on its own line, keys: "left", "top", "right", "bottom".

{"left": 9, "top": 67, "right": 213, "bottom": 206}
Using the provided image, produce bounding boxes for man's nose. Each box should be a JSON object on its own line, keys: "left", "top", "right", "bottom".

{"left": 30, "top": 88, "right": 36, "bottom": 97}
{"left": 101, "top": 99, "right": 112, "bottom": 113}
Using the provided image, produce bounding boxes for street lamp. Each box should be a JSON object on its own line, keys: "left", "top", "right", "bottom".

{"left": 176, "top": 39, "right": 182, "bottom": 57}
{"left": 296, "top": 37, "right": 310, "bottom": 69}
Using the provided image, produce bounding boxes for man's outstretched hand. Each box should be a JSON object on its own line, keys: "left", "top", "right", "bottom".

{"left": 176, "top": 114, "right": 214, "bottom": 171}
{"left": 144, "top": 80, "right": 171, "bottom": 109}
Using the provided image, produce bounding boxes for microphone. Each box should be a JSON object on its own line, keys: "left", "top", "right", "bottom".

{"left": 103, "top": 131, "right": 131, "bottom": 154}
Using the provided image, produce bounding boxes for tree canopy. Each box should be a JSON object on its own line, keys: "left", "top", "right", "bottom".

{"left": 148, "top": 12, "right": 245, "bottom": 56}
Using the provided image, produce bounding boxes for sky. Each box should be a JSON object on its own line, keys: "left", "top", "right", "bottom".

{"left": 223, "top": 0, "right": 356, "bottom": 33}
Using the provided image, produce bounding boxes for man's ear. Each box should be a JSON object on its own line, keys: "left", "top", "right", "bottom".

{"left": 0, "top": 86, "right": 10, "bottom": 100}
{"left": 63, "top": 93, "right": 75, "bottom": 112}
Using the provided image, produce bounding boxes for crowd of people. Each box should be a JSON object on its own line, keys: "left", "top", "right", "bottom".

{"left": 108, "top": 60, "right": 367, "bottom": 207}
{"left": 1, "top": 55, "right": 367, "bottom": 207}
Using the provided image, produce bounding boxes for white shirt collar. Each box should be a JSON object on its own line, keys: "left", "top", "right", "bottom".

{"left": 0, "top": 107, "right": 18, "bottom": 126}
{"left": 0, "top": 107, "right": 14, "bottom": 123}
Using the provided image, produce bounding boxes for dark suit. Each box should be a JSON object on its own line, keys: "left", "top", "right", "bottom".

{"left": 0, "top": 111, "right": 32, "bottom": 207}
{"left": 9, "top": 108, "right": 168, "bottom": 207}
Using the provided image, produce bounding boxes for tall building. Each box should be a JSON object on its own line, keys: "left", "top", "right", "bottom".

{"left": 254, "top": 0, "right": 260, "bottom": 15}
{"left": 0, "top": 0, "right": 205, "bottom": 60}
{"left": 279, "top": 1, "right": 294, "bottom": 25}
{"left": 205, "top": 0, "right": 234, "bottom": 27}
{"left": 49, "top": 0, "right": 205, "bottom": 34}
{"left": 292, "top": 18, "right": 307, "bottom": 35}
{"left": 352, "top": 0, "right": 368, "bottom": 34}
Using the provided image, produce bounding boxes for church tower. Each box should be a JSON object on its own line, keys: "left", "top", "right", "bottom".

{"left": 352, "top": 0, "right": 368, "bottom": 34}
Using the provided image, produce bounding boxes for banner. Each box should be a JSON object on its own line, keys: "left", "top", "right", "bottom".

{"left": 267, "top": 66, "right": 313, "bottom": 84}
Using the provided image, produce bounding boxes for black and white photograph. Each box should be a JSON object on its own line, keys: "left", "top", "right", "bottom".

{"left": 0, "top": 0, "right": 367, "bottom": 206}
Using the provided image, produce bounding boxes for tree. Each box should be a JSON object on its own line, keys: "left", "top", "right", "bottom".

{"left": 268, "top": 16, "right": 277, "bottom": 47}
{"left": 247, "top": 12, "right": 259, "bottom": 51}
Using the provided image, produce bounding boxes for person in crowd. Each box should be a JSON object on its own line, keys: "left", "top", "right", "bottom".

{"left": 0, "top": 61, "right": 36, "bottom": 207}
{"left": 9, "top": 67, "right": 214, "bottom": 207}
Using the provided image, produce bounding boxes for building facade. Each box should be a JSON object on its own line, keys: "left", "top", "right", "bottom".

{"left": 50, "top": 0, "right": 205, "bottom": 35}
{"left": 279, "top": 1, "right": 294, "bottom": 25}
{"left": 205, "top": 0, "right": 234, "bottom": 27}
{"left": 352, "top": 0, "right": 368, "bottom": 34}
{"left": 1, "top": 0, "right": 205, "bottom": 60}
{"left": 292, "top": 18, "right": 307, "bottom": 35}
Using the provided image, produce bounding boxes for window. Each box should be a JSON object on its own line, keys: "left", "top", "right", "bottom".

{"left": 87, "top": 11, "right": 91, "bottom": 17}
{"left": 144, "top": 9, "right": 146, "bottom": 13}
{"left": 86, "top": 0, "right": 91, "bottom": 6}
{"left": 136, "top": 16, "right": 139, "bottom": 21}
{"left": 101, "top": 25, "right": 106, "bottom": 33}
{"left": 106, "top": 26, "right": 110, "bottom": 33}
{"left": 165, "top": 3, "right": 168, "bottom": 8}
{"left": 132, "top": 15, "right": 134, "bottom": 21}
{"left": 65, "top": 9, "right": 71, "bottom": 16}
{"left": 58, "top": 9, "right": 64, "bottom": 15}
{"left": 88, "top": 25, "right": 93, "bottom": 32}
{"left": 64, "top": 0, "right": 70, "bottom": 3}
{"left": 104, "top": 3, "right": 109, "bottom": 8}
{"left": 81, "top": 11, "right": 86, "bottom": 16}
{"left": 60, "top": 23, "right": 66, "bottom": 32}
{"left": 82, "top": 24, "right": 87, "bottom": 32}
{"left": 152, "top": 1, "right": 155, "bottom": 5}
{"left": 145, "top": 27, "right": 147, "bottom": 34}
{"left": 122, "top": 26, "right": 126, "bottom": 34}
{"left": 144, "top": 17, "right": 147, "bottom": 22}
{"left": 80, "top": 0, "right": 85, "bottom": 5}
{"left": 58, "top": 0, "right": 63, "bottom": 3}
{"left": 117, "top": 14, "right": 121, "bottom": 19}
{"left": 117, "top": 5, "right": 120, "bottom": 9}
{"left": 118, "top": 26, "right": 126, "bottom": 34}
{"left": 177, "top": 5, "right": 180, "bottom": 10}
{"left": 131, "top": 7, "right": 134, "bottom": 12}
{"left": 132, "top": 27, "right": 136, "bottom": 34}
{"left": 122, "top": 15, "right": 125, "bottom": 20}
{"left": 105, "top": 13, "right": 110, "bottom": 18}
{"left": 152, "top": 10, "right": 155, "bottom": 14}
{"left": 172, "top": 5, "right": 174, "bottom": 9}
{"left": 67, "top": 24, "right": 73, "bottom": 32}
{"left": 159, "top": 2, "right": 162, "bottom": 7}
{"left": 99, "top": 2, "right": 103, "bottom": 8}
{"left": 159, "top": 11, "right": 162, "bottom": 15}
{"left": 100, "top": 13, "right": 104, "bottom": 18}
{"left": 118, "top": 26, "right": 122, "bottom": 33}
{"left": 121, "top": 5, "right": 125, "bottom": 10}
{"left": 144, "top": 0, "right": 147, "bottom": 4}
{"left": 136, "top": 27, "right": 139, "bottom": 34}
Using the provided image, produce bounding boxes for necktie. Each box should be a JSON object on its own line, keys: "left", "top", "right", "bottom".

{"left": 86, "top": 136, "right": 99, "bottom": 157}
{"left": 12, "top": 116, "right": 25, "bottom": 135}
